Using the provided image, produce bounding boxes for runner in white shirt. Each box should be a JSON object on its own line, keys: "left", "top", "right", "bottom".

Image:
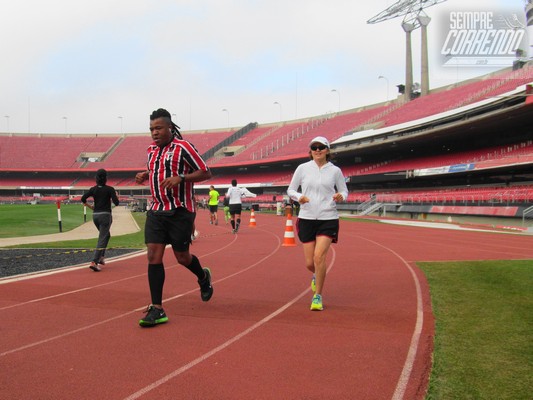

{"left": 226, "top": 179, "right": 257, "bottom": 233}
{"left": 287, "top": 136, "right": 348, "bottom": 311}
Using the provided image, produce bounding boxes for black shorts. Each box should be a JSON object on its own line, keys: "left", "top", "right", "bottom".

{"left": 145, "top": 208, "right": 196, "bottom": 251}
{"left": 296, "top": 218, "right": 339, "bottom": 244}
{"left": 209, "top": 205, "right": 218, "bottom": 213}
{"left": 229, "top": 204, "right": 242, "bottom": 216}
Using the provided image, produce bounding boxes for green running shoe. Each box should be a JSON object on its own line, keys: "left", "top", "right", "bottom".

{"left": 139, "top": 305, "right": 168, "bottom": 327}
{"left": 310, "top": 294, "right": 323, "bottom": 311}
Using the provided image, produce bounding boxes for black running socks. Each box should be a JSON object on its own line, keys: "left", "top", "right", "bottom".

{"left": 148, "top": 263, "right": 165, "bottom": 305}
{"left": 185, "top": 255, "right": 205, "bottom": 280}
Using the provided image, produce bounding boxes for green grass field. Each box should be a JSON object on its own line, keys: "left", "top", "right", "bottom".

{"left": 0, "top": 203, "right": 146, "bottom": 249}
{"left": 0, "top": 203, "right": 90, "bottom": 238}
{"left": 1, "top": 205, "right": 531, "bottom": 398}
{"left": 419, "top": 260, "right": 532, "bottom": 400}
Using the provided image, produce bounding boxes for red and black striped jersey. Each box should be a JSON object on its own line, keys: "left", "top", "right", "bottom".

{"left": 145, "top": 137, "right": 209, "bottom": 213}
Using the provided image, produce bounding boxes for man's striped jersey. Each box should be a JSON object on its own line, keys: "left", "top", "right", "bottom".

{"left": 146, "top": 137, "right": 209, "bottom": 213}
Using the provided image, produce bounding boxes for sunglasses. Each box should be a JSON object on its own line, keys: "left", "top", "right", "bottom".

{"left": 310, "top": 145, "right": 327, "bottom": 151}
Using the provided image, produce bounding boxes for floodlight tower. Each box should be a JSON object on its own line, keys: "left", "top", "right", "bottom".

{"left": 526, "top": 0, "right": 533, "bottom": 58}
{"left": 368, "top": 0, "right": 447, "bottom": 100}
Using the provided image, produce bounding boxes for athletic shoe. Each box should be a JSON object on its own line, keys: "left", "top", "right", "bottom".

{"left": 310, "top": 294, "right": 323, "bottom": 311}
{"left": 89, "top": 262, "right": 101, "bottom": 272}
{"left": 139, "top": 305, "right": 168, "bottom": 327}
{"left": 311, "top": 275, "right": 316, "bottom": 293}
{"left": 198, "top": 268, "right": 213, "bottom": 302}
{"left": 98, "top": 258, "right": 106, "bottom": 265}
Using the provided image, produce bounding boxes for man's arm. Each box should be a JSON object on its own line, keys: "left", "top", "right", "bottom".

{"left": 185, "top": 169, "right": 212, "bottom": 183}
{"left": 135, "top": 171, "right": 149, "bottom": 184}
{"left": 241, "top": 187, "right": 257, "bottom": 198}
{"left": 160, "top": 169, "right": 212, "bottom": 189}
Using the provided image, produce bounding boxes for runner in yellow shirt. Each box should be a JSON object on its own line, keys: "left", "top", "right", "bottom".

{"left": 208, "top": 185, "right": 220, "bottom": 225}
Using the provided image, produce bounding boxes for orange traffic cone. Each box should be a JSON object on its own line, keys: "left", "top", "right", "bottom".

{"left": 249, "top": 209, "right": 257, "bottom": 227}
{"left": 282, "top": 214, "right": 296, "bottom": 247}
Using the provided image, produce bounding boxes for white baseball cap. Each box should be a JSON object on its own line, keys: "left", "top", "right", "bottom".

{"left": 309, "top": 136, "right": 330, "bottom": 148}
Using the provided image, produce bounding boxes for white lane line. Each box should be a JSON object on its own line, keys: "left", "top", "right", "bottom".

{"left": 0, "top": 235, "right": 239, "bottom": 310}
{"left": 123, "top": 248, "right": 337, "bottom": 400}
{"left": 0, "top": 250, "right": 146, "bottom": 284}
{"left": 0, "top": 229, "right": 279, "bottom": 357}
{"left": 354, "top": 236, "right": 424, "bottom": 400}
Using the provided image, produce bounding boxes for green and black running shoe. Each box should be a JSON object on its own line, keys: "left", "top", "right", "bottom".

{"left": 139, "top": 305, "right": 168, "bottom": 327}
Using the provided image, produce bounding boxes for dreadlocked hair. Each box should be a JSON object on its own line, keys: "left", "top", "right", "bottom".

{"left": 150, "top": 108, "right": 183, "bottom": 139}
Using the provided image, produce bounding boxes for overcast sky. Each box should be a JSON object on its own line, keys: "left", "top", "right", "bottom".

{"left": 0, "top": 0, "right": 529, "bottom": 134}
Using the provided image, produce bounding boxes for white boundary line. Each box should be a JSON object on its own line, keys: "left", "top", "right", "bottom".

{"left": 355, "top": 236, "right": 424, "bottom": 400}
{"left": 0, "top": 234, "right": 241, "bottom": 308}
{"left": 122, "top": 248, "right": 336, "bottom": 400}
{"left": 0, "top": 250, "right": 146, "bottom": 284}
{"left": 2, "top": 220, "right": 424, "bottom": 399}
{"left": 0, "top": 229, "right": 276, "bottom": 357}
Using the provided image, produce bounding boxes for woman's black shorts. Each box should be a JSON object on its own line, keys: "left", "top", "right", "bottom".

{"left": 296, "top": 218, "right": 339, "bottom": 244}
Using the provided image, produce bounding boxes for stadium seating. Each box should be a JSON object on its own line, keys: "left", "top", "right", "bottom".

{"left": 0, "top": 136, "right": 119, "bottom": 169}
{"left": 208, "top": 105, "right": 391, "bottom": 165}
{"left": 206, "top": 170, "right": 291, "bottom": 186}
{"left": 1, "top": 66, "right": 530, "bottom": 172}
{"left": 344, "top": 141, "right": 533, "bottom": 177}
{"left": 268, "top": 106, "right": 391, "bottom": 159}
{"left": 186, "top": 129, "right": 237, "bottom": 154}
{"left": 87, "top": 136, "right": 150, "bottom": 169}
{"left": 209, "top": 121, "right": 312, "bottom": 165}
{"left": 381, "top": 65, "right": 533, "bottom": 127}
{"left": 1, "top": 64, "right": 532, "bottom": 217}
{"left": 371, "top": 185, "right": 533, "bottom": 204}
{"left": 0, "top": 176, "right": 76, "bottom": 187}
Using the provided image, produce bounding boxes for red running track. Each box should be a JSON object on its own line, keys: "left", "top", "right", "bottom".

{"left": 1, "top": 212, "right": 532, "bottom": 400}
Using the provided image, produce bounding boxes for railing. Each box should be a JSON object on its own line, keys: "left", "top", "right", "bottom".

{"left": 202, "top": 122, "right": 257, "bottom": 161}
{"left": 357, "top": 197, "right": 382, "bottom": 215}
{"left": 359, "top": 202, "right": 383, "bottom": 216}
{"left": 251, "top": 117, "right": 326, "bottom": 160}
{"left": 522, "top": 205, "right": 533, "bottom": 227}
